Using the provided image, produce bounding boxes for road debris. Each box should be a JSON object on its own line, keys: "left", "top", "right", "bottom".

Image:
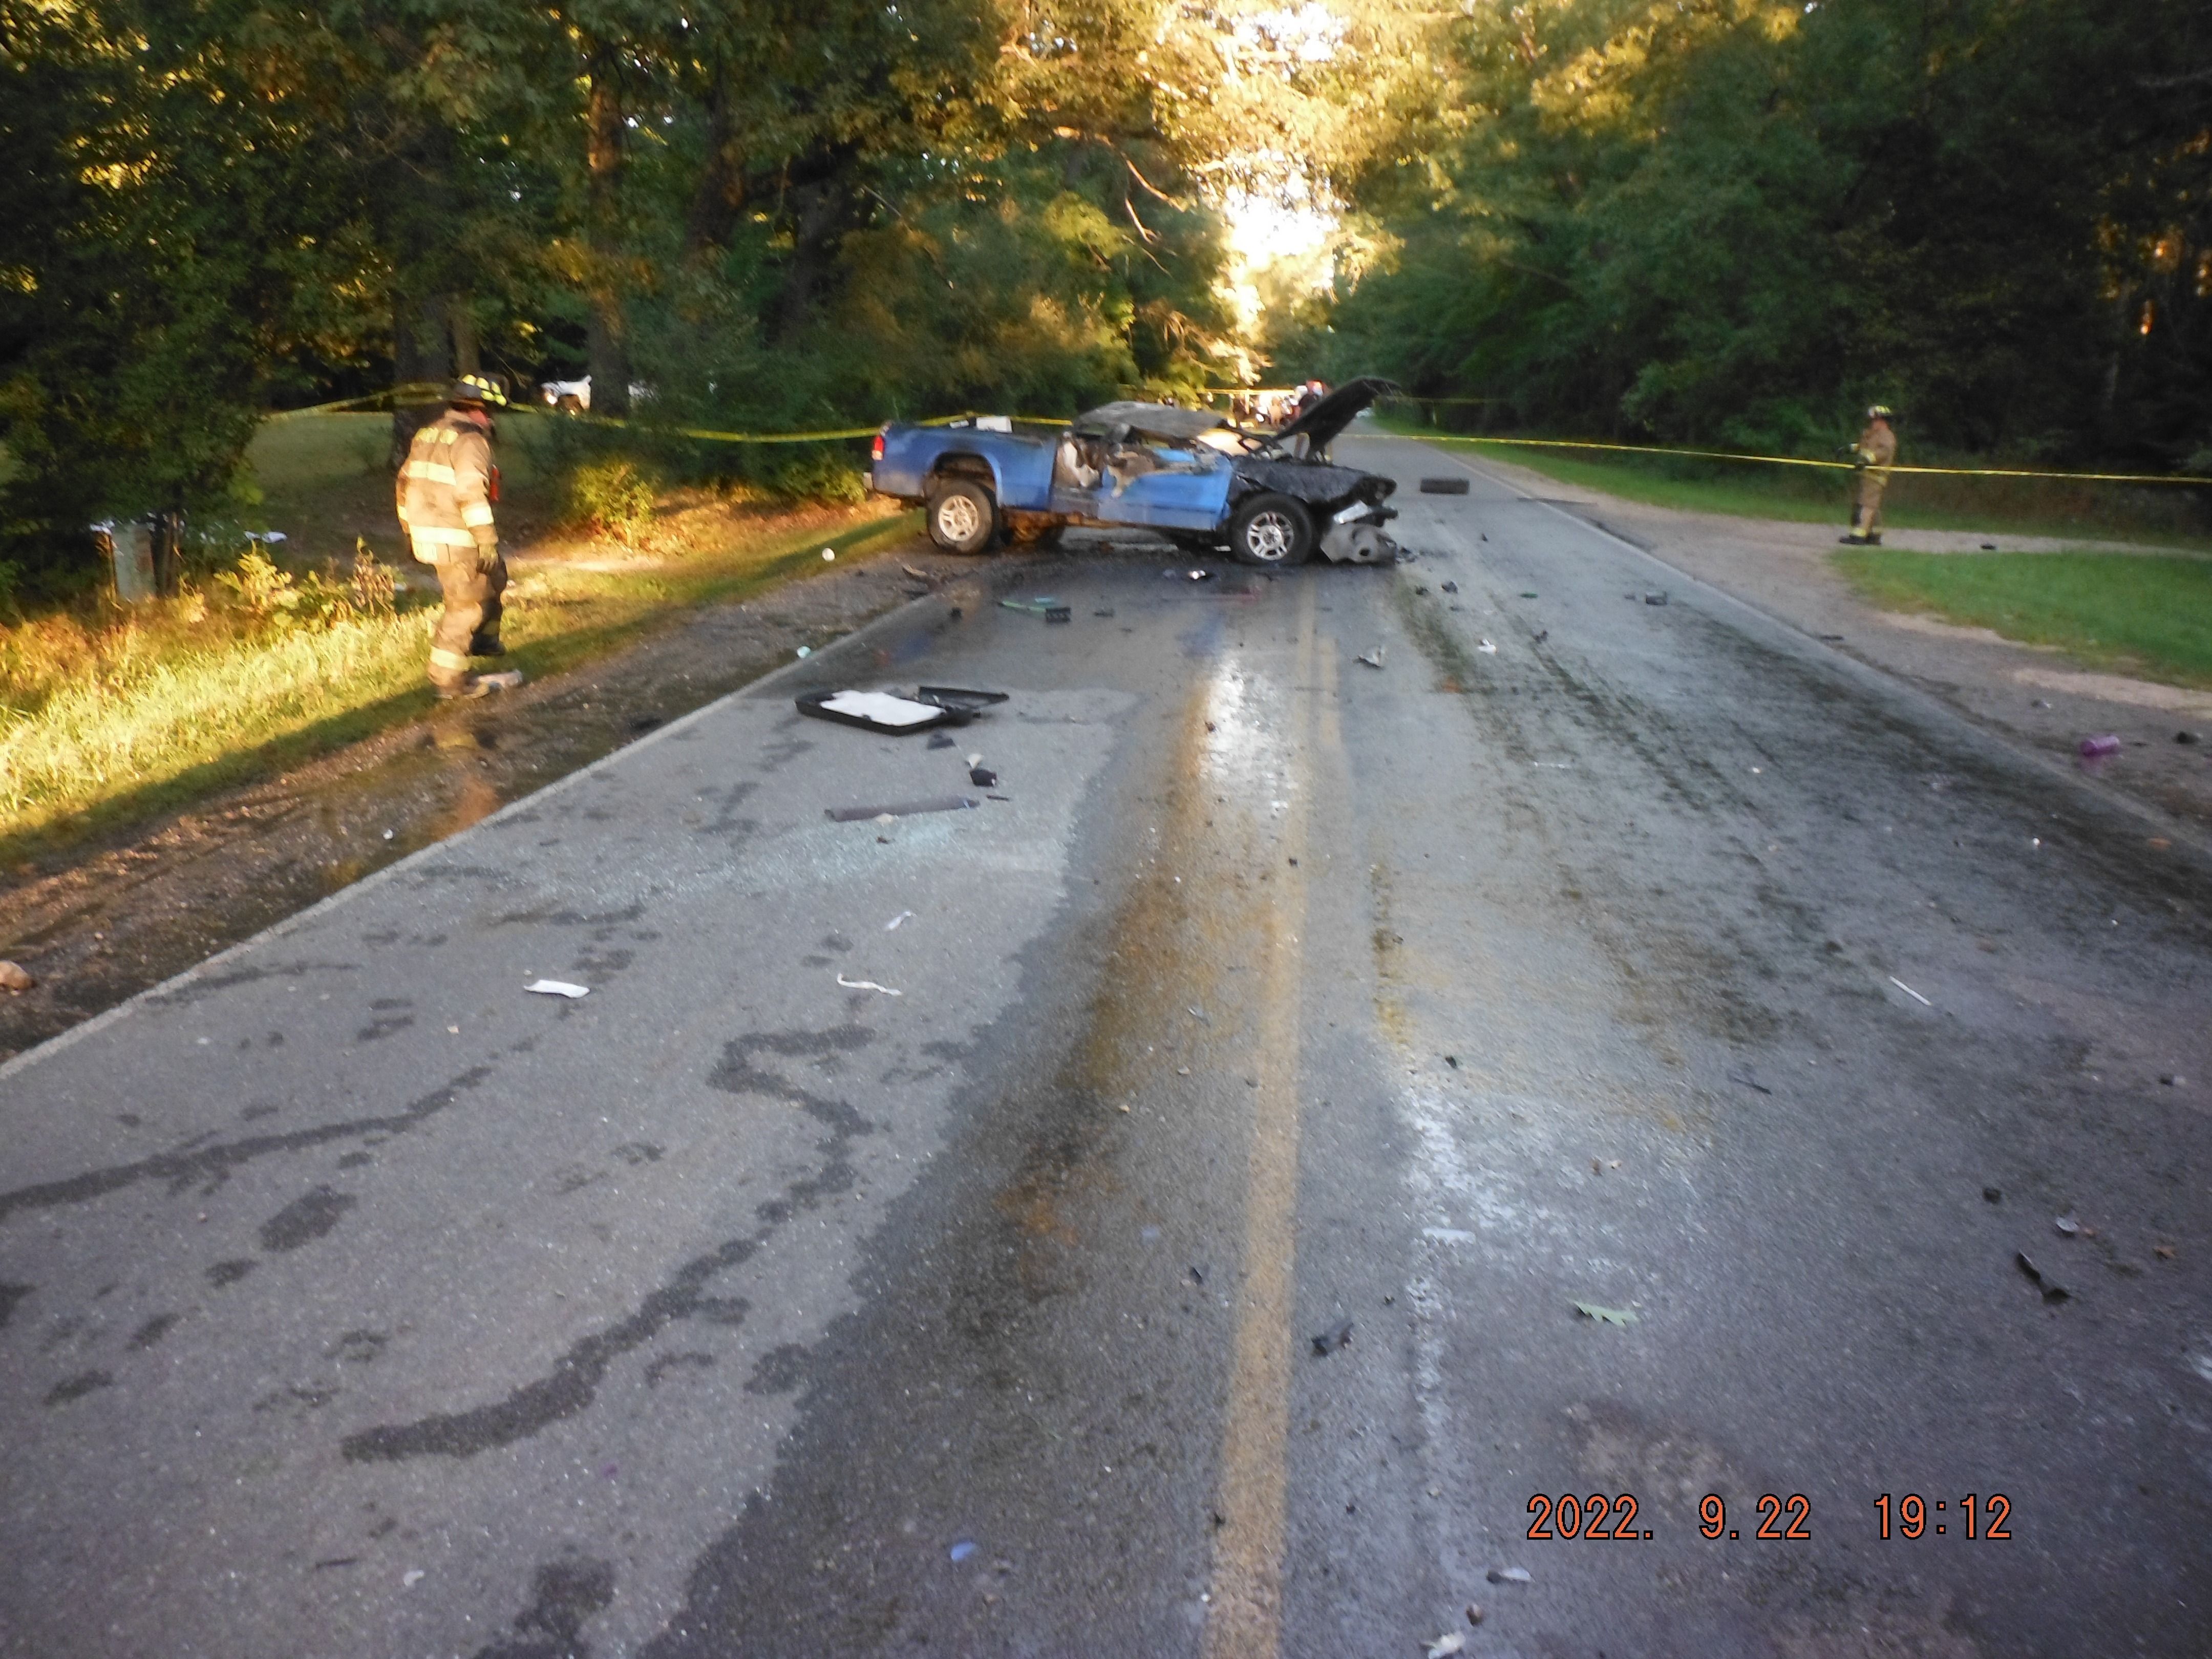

{"left": 1358, "top": 647, "right": 1386, "bottom": 669}
{"left": 1465, "top": 1603, "right": 1484, "bottom": 1627}
{"left": 525, "top": 980, "right": 590, "bottom": 998}
{"left": 885, "top": 911, "right": 914, "bottom": 930}
{"left": 2078, "top": 734, "right": 2122, "bottom": 762}
{"left": 2016, "top": 1251, "right": 2070, "bottom": 1301}
{"left": 798, "top": 688, "right": 959, "bottom": 733}
{"left": 998, "top": 596, "right": 1061, "bottom": 614}
{"left": 1486, "top": 1566, "right": 1530, "bottom": 1585}
{"left": 1094, "top": 607, "right": 1116, "bottom": 617}
{"left": 1889, "top": 976, "right": 1932, "bottom": 1006}
{"left": 1440, "top": 581, "right": 1458, "bottom": 593}
{"left": 476, "top": 670, "right": 524, "bottom": 692}
{"left": 825, "top": 797, "right": 979, "bottom": 822}
{"left": 969, "top": 765, "right": 997, "bottom": 786}
{"left": 1312, "top": 1319, "right": 1354, "bottom": 1356}
{"left": 795, "top": 646, "right": 812, "bottom": 658}
{"left": 1643, "top": 591, "right": 1669, "bottom": 606}
{"left": 2163, "top": 1073, "right": 2186, "bottom": 1085}
{"left": 2155, "top": 1243, "right": 2176, "bottom": 1260}
{"left": 1984, "top": 1186, "right": 2003, "bottom": 1203}
{"left": 402, "top": 1569, "right": 426, "bottom": 1588}
{"left": 1477, "top": 639, "right": 1498, "bottom": 654}
{"left": 1424, "top": 1632, "right": 1466, "bottom": 1657}
{"left": 1418, "top": 476, "right": 1471, "bottom": 495}
{"left": 837, "top": 974, "right": 903, "bottom": 996}
{"left": 1727, "top": 1065, "right": 1772, "bottom": 1095}
{"left": 0, "top": 961, "right": 35, "bottom": 993}
{"left": 928, "top": 732, "right": 957, "bottom": 749}
{"left": 1424, "top": 1226, "right": 1476, "bottom": 1243}
{"left": 2054, "top": 1215, "right": 2080, "bottom": 1237}
{"left": 902, "top": 563, "right": 934, "bottom": 582}
{"left": 949, "top": 1541, "right": 977, "bottom": 1563}
{"left": 1573, "top": 1301, "right": 1637, "bottom": 1326}
{"left": 821, "top": 546, "right": 836, "bottom": 561}
{"left": 2178, "top": 730, "right": 2200, "bottom": 745}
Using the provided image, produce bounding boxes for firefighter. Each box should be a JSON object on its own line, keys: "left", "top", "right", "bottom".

{"left": 396, "top": 374, "right": 519, "bottom": 698}
{"left": 1839, "top": 405, "right": 1898, "bottom": 546}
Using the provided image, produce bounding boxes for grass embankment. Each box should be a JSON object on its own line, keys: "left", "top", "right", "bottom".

{"left": 1834, "top": 550, "right": 2212, "bottom": 690}
{"left": 1371, "top": 411, "right": 2211, "bottom": 549}
{"left": 1, "top": 411, "right": 914, "bottom": 859}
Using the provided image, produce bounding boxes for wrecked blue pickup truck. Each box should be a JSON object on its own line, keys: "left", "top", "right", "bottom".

{"left": 866, "top": 377, "right": 1401, "bottom": 567}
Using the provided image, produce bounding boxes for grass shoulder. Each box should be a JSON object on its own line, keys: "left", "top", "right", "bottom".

{"left": 1833, "top": 548, "right": 2212, "bottom": 691}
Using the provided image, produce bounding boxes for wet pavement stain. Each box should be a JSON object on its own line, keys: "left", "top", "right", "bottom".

{"left": 0, "top": 1062, "right": 494, "bottom": 1226}
{"left": 42, "top": 1370, "right": 112, "bottom": 1407}
{"left": 340, "top": 1024, "right": 876, "bottom": 1462}
{"left": 471, "top": 1555, "right": 618, "bottom": 1659}
{"left": 257, "top": 1186, "right": 357, "bottom": 1252}
{"left": 0, "top": 1281, "right": 31, "bottom": 1328}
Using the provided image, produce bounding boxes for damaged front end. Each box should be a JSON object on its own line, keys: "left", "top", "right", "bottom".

{"left": 1228, "top": 459, "right": 1401, "bottom": 564}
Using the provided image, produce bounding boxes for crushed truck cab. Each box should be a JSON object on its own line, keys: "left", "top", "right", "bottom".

{"left": 868, "top": 379, "right": 1401, "bottom": 568}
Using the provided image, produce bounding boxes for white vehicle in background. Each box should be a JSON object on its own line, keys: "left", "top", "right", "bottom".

{"left": 535, "top": 377, "right": 654, "bottom": 413}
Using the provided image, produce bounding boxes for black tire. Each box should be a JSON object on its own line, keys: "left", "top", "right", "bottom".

{"left": 1227, "top": 493, "right": 1313, "bottom": 568}
{"left": 927, "top": 478, "right": 998, "bottom": 554}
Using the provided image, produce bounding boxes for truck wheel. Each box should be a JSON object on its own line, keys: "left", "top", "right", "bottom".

{"left": 927, "top": 479, "right": 997, "bottom": 554}
{"left": 1228, "top": 493, "right": 1313, "bottom": 567}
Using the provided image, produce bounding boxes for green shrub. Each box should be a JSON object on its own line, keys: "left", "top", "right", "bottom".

{"left": 564, "top": 458, "right": 662, "bottom": 543}
{"left": 766, "top": 446, "right": 868, "bottom": 505}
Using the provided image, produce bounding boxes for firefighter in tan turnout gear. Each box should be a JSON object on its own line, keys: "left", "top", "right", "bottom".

{"left": 1839, "top": 405, "right": 1898, "bottom": 546}
{"left": 397, "top": 375, "right": 520, "bottom": 698}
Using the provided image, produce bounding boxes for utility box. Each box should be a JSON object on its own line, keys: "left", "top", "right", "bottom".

{"left": 96, "top": 521, "right": 159, "bottom": 603}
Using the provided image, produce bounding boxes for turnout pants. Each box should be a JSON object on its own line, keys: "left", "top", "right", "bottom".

{"left": 427, "top": 551, "right": 506, "bottom": 690}
{"left": 1851, "top": 471, "right": 1887, "bottom": 537}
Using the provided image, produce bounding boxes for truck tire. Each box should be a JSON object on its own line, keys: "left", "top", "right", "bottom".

{"left": 927, "top": 478, "right": 998, "bottom": 554}
{"left": 1228, "top": 493, "right": 1313, "bottom": 568}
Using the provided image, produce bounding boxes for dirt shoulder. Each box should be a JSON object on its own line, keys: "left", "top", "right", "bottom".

{"left": 1455, "top": 449, "right": 2212, "bottom": 832}
{"left": 0, "top": 534, "right": 1020, "bottom": 1061}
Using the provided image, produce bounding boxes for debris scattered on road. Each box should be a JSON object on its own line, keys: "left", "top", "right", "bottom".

{"left": 1486, "top": 1566, "right": 1530, "bottom": 1585}
{"left": 1440, "top": 581, "right": 1458, "bottom": 593}
{"left": 476, "top": 670, "right": 525, "bottom": 692}
{"left": 928, "top": 732, "right": 957, "bottom": 749}
{"left": 826, "top": 797, "right": 979, "bottom": 821}
{"left": 2176, "top": 730, "right": 2200, "bottom": 745}
{"left": 2162, "top": 1073, "right": 2186, "bottom": 1085}
{"left": 1312, "top": 1320, "right": 1354, "bottom": 1356}
{"left": 903, "top": 563, "right": 934, "bottom": 582}
{"left": 1045, "top": 606, "right": 1071, "bottom": 624}
{"left": 2078, "top": 734, "right": 2122, "bottom": 762}
{"left": 1424, "top": 1226, "right": 1476, "bottom": 1243}
{"left": 1888, "top": 976, "right": 1932, "bottom": 1006}
{"left": 1465, "top": 1603, "right": 1484, "bottom": 1627}
{"left": 1358, "top": 647, "right": 1386, "bottom": 669}
{"left": 1819, "top": 632, "right": 1845, "bottom": 642}
{"left": 1418, "top": 476, "right": 1471, "bottom": 495}
{"left": 795, "top": 646, "right": 812, "bottom": 658}
{"left": 0, "top": 961, "right": 35, "bottom": 993}
{"left": 885, "top": 911, "right": 914, "bottom": 930}
{"left": 912, "top": 686, "right": 1010, "bottom": 721}
{"left": 998, "top": 596, "right": 1061, "bottom": 614}
{"left": 969, "top": 766, "right": 997, "bottom": 787}
{"left": 1095, "top": 607, "right": 1116, "bottom": 618}
{"left": 1477, "top": 638, "right": 1498, "bottom": 654}
{"left": 1727, "top": 1065, "right": 1772, "bottom": 1095}
{"left": 1190, "top": 1266, "right": 1205, "bottom": 1284}
{"left": 1981, "top": 542, "right": 1997, "bottom": 550}
{"left": 949, "top": 1541, "right": 977, "bottom": 1563}
{"left": 2054, "top": 1215, "right": 2080, "bottom": 1237}
{"left": 1573, "top": 1301, "right": 1637, "bottom": 1326}
{"left": 797, "top": 688, "right": 961, "bottom": 733}
{"left": 837, "top": 974, "right": 903, "bottom": 997}
{"left": 402, "top": 1568, "right": 426, "bottom": 1588}
{"left": 1984, "top": 1186, "right": 2003, "bottom": 1204}
{"left": 1444, "top": 1055, "right": 1458, "bottom": 1068}
{"left": 526, "top": 980, "right": 590, "bottom": 998}
{"left": 821, "top": 546, "right": 836, "bottom": 561}
{"left": 1424, "top": 1632, "right": 1466, "bottom": 1657}
{"left": 2155, "top": 1243, "right": 2176, "bottom": 1260}
{"left": 2016, "top": 1251, "right": 2070, "bottom": 1301}
{"left": 1643, "top": 591, "right": 1669, "bottom": 606}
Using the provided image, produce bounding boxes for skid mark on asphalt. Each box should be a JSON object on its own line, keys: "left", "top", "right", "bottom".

{"left": 1201, "top": 580, "right": 1317, "bottom": 1659}
{"left": 339, "top": 1022, "right": 875, "bottom": 1461}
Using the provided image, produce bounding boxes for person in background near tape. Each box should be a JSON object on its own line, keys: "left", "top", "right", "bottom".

{"left": 1839, "top": 405, "right": 1898, "bottom": 546}
{"left": 396, "top": 374, "right": 520, "bottom": 698}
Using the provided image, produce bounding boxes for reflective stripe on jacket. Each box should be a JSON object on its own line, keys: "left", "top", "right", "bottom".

{"left": 1853, "top": 422, "right": 1897, "bottom": 485}
{"left": 395, "top": 412, "right": 497, "bottom": 563}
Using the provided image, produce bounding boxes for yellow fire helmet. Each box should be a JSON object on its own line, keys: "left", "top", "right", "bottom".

{"left": 1866, "top": 403, "right": 1895, "bottom": 420}
{"left": 448, "top": 374, "right": 509, "bottom": 408}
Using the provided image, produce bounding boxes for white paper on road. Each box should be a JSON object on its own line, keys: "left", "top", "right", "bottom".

{"left": 525, "top": 979, "right": 591, "bottom": 998}
{"left": 819, "top": 690, "right": 944, "bottom": 727}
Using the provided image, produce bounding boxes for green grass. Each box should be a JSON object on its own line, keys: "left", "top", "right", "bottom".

{"left": 1833, "top": 549, "right": 2212, "bottom": 689}
{"left": 0, "top": 506, "right": 918, "bottom": 859}
{"left": 1369, "top": 410, "right": 2211, "bottom": 549}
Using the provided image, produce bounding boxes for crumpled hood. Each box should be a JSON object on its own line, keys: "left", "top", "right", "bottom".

{"left": 1272, "top": 376, "right": 1394, "bottom": 453}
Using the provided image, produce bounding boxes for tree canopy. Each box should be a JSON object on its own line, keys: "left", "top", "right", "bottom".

{"left": 2, "top": 0, "right": 2204, "bottom": 569}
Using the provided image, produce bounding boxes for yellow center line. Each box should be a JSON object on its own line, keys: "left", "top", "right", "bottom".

{"left": 1201, "top": 580, "right": 1318, "bottom": 1659}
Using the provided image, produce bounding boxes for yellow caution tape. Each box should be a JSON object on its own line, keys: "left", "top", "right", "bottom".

{"left": 266, "top": 384, "right": 448, "bottom": 420}
{"left": 1396, "top": 432, "right": 2212, "bottom": 488}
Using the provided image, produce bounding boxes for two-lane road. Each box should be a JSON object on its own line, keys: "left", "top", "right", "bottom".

{"left": 3, "top": 435, "right": 2206, "bottom": 1657}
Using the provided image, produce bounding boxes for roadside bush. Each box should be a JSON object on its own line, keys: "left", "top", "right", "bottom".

{"left": 764, "top": 446, "right": 868, "bottom": 505}
{"left": 564, "top": 457, "right": 661, "bottom": 543}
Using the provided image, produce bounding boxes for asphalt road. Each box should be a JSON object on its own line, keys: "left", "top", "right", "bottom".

{"left": 2, "top": 431, "right": 2207, "bottom": 1658}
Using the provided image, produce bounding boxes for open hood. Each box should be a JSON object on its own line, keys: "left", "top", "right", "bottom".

{"left": 1070, "top": 401, "right": 1227, "bottom": 443}
{"left": 1272, "top": 376, "right": 1394, "bottom": 454}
